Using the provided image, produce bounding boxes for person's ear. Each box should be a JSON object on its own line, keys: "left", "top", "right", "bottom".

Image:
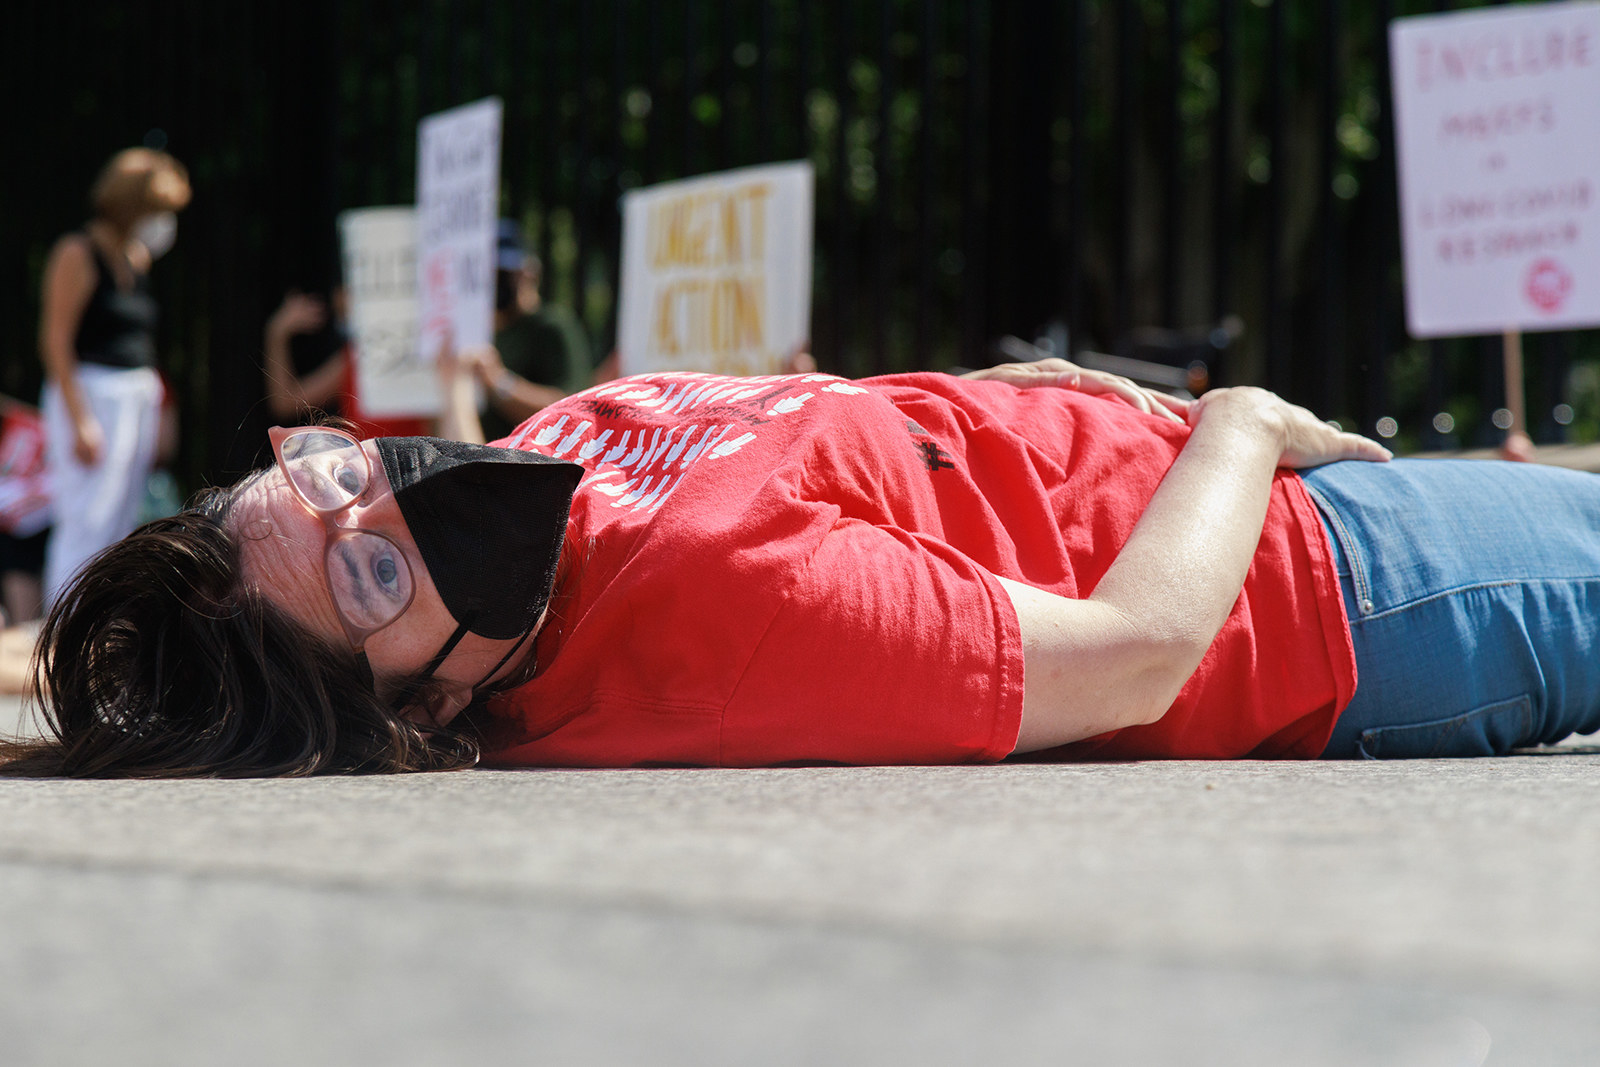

{"left": 400, "top": 682, "right": 473, "bottom": 731}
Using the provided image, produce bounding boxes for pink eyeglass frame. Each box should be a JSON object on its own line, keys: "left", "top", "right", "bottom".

{"left": 267, "top": 425, "right": 417, "bottom": 652}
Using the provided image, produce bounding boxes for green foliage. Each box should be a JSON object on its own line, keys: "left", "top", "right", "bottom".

{"left": 8, "top": 0, "right": 1599, "bottom": 489}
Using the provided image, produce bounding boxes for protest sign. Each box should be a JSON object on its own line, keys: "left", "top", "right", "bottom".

{"left": 338, "top": 207, "right": 435, "bottom": 417}
{"left": 1391, "top": 2, "right": 1600, "bottom": 337}
{"left": 416, "top": 96, "right": 503, "bottom": 364}
{"left": 616, "top": 161, "right": 814, "bottom": 376}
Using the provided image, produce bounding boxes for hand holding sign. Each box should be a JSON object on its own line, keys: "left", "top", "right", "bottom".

{"left": 416, "top": 97, "right": 503, "bottom": 366}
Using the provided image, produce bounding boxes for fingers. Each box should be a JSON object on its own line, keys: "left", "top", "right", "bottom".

{"left": 1075, "top": 371, "right": 1188, "bottom": 424}
{"left": 1337, "top": 432, "right": 1393, "bottom": 462}
{"left": 785, "top": 349, "right": 818, "bottom": 374}
{"left": 1149, "top": 392, "right": 1193, "bottom": 420}
{"left": 1197, "top": 386, "right": 1392, "bottom": 467}
{"left": 960, "top": 360, "right": 1189, "bottom": 423}
{"left": 1280, "top": 419, "right": 1393, "bottom": 468}
{"left": 1075, "top": 373, "right": 1150, "bottom": 411}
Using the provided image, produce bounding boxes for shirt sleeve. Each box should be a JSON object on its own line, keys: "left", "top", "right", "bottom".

{"left": 719, "top": 517, "right": 1025, "bottom": 766}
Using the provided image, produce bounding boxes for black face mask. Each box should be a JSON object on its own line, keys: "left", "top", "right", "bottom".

{"left": 375, "top": 437, "right": 582, "bottom": 641}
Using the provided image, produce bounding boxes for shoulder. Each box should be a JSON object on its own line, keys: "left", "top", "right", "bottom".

{"left": 42, "top": 234, "right": 97, "bottom": 293}
{"left": 531, "top": 306, "right": 588, "bottom": 344}
{"left": 46, "top": 233, "right": 95, "bottom": 273}
{"left": 537, "top": 305, "right": 581, "bottom": 327}
{"left": 496, "top": 313, "right": 545, "bottom": 343}
{"left": 509, "top": 309, "right": 574, "bottom": 341}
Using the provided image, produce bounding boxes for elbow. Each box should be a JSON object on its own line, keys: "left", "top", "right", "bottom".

{"left": 1127, "top": 634, "right": 1211, "bottom": 726}
{"left": 1096, "top": 605, "right": 1210, "bottom": 722}
{"left": 40, "top": 342, "right": 73, "bottom": 376}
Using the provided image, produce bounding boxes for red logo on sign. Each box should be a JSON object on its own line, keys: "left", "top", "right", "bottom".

{"left": 1525, "top": 258, "right": 1573, "bottom": 313}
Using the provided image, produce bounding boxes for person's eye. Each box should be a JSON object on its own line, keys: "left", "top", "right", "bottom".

{"left": 364, "top": 541, "right": 410, "bottom": 603}
{"left": 372, "top": 552, "right": 401, "bottom": 592}
{"left": 333, "top": 463, "right": 364, "bottom": 496}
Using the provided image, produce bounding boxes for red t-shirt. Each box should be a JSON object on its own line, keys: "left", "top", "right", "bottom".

{"left": 481, "top": 371, "right": 1355, "bottom": 767}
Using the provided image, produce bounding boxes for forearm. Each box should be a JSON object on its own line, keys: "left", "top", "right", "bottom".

{"left": 1007, "top": 407, "right": 1280, "bottom": 751}
{"left": 1082, "top": 410, "right": 1281, "bottom": 702}
{"left": 438, "top": 366, "right": 487, "bottom": 444}
{"left": 1007, "top": 387, "right": 1387, "bottom": 753}
{"left": 39, "top": 239, "right": 94, "bottom": 417}
{"left": 40, "top": 341, "right": 93, "bottom": 424}
{"left": 486, "top": 368, "right": 565, "bottom": 421}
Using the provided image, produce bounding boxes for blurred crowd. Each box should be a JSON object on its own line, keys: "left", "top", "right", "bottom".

{"left": 2, "top": 148, "right": 594, "bottom": 642}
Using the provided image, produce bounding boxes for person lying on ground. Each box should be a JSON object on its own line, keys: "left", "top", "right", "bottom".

{"left": 5, "top": 354, "right": 1597, "bottom": 778}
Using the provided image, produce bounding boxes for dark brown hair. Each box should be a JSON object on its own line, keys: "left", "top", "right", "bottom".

{"left": 0, "top": 489, "right": 479, "bottom": 778}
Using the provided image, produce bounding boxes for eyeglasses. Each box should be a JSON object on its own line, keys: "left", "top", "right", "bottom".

{"left": 267, "top": 425, "right": 537, "bottom": 716}
{"left": 268, "top": 426, "right": 416, "bottom": 652}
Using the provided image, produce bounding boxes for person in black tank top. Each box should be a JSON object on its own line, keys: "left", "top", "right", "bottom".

{"left": 73, "top": 237, "right": 160, "bottom": 371}
{"left": 36, "top": 148, "right": 191, "bottom": 606}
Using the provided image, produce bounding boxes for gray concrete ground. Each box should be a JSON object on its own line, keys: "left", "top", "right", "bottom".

{"left": 1, "top": 693, "right": 1598, "bottom": 1065}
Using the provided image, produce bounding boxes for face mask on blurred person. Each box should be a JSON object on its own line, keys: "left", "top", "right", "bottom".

{"left": 375, "top": 436, "right": 583, "bottom": 641}
{"left": 134, "top": 211, "right": 178, "bottom": 259}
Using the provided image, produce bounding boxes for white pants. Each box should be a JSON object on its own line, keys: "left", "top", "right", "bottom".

{"left": 42, "top": 364, "right": 163, "bottom": 607}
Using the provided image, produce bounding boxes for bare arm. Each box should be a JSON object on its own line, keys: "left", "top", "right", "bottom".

{"left": 436, "top": 339, "right": 487, "bottom": 444}
{"left": 470, "top": 344, "right": 565, "bottom": 423}
{"left": 263, "top": 294, "right": 346, "bottom": 420}
{"left": 1007, "top": 387, "right": 1390, "bottom": 753}
{"left": 38, "top": 236, "right": 102, "bottom": 465}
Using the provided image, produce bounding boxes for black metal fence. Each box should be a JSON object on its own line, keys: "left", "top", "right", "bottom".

{"left": 3, "top": 0, "right": 1594, "bottom": 488}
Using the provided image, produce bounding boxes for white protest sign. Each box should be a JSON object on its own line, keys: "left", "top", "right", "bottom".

{"left": 339, "top": 207, "right": 435, "bottom": 417}
{"left": 616, "top": 160, "right": 814, "bottom": 376}
{"left": 416, "top": 96, "right": 503, "bottom": 363}
{"left": 1391, "top": 2, "right": 1600, "bottom": 337}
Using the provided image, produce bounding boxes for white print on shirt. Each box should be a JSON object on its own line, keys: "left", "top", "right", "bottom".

{"left": 531, "top": 418, "right": 568, "bottom": 448}
{"left": 578, "top": 430, "right": 612, "bottom": 461}
{"left": 767, "top": 392, "right": 813, "bottom": 416}
{"left": 709, "top": 432, "right": 756, "bottom": 458}
{"left": 554, "top": 421, "right": 591, "bottom": 457}
{"left": 512, "top": 372, "right": 870, "bottom": 513}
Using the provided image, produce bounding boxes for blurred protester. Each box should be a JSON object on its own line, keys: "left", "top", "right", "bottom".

{"left": 38, "top": 147, "right": 190, "bottom": 606}
{"left": 262, "top": 285, "right": 432, "bottom": 439}
{"left": 469, "top": 220, "right": 591, "bottom": 442}
{"left": 0, "top": 398, "right": 51, "bottom": 625}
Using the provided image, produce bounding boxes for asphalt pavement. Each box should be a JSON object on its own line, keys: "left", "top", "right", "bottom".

{"left": 1, "top": 692, "right": 1597, "bottom": 1065}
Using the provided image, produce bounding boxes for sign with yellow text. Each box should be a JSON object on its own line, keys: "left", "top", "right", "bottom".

{"left": 616, "top": 161, "right": 813, "bottom": 376}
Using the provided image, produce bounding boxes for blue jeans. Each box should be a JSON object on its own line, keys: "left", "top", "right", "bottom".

{"left": 1301, "top": 458, "right": 1600, "bottom": 759}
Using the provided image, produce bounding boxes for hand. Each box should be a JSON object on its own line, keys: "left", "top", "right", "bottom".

{"left": 1189, "top": 387, "right": 1391, "bottom": 469}
{"left": 435, "top": 331, "right": 467, "bottom": 382}
{"left": 460, "top": 343, "right": 506, "bottom": 385}
{"left": 72, "top": 415, "right": 105, "bottom": 466}
{"left": 1499, "top": 429, "right": 1535, "bottom": 463}
{"left": 783, "top": 347, "right": 818, "bottom": 375}
{"left": 592, "top": 350, "right": 621, "bottom": 385}
{"left": 267, "top": 293, "right": 327, "bottom": 339}
{"left": 961, "top": 358, "right": 1190, "bottom": 424}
